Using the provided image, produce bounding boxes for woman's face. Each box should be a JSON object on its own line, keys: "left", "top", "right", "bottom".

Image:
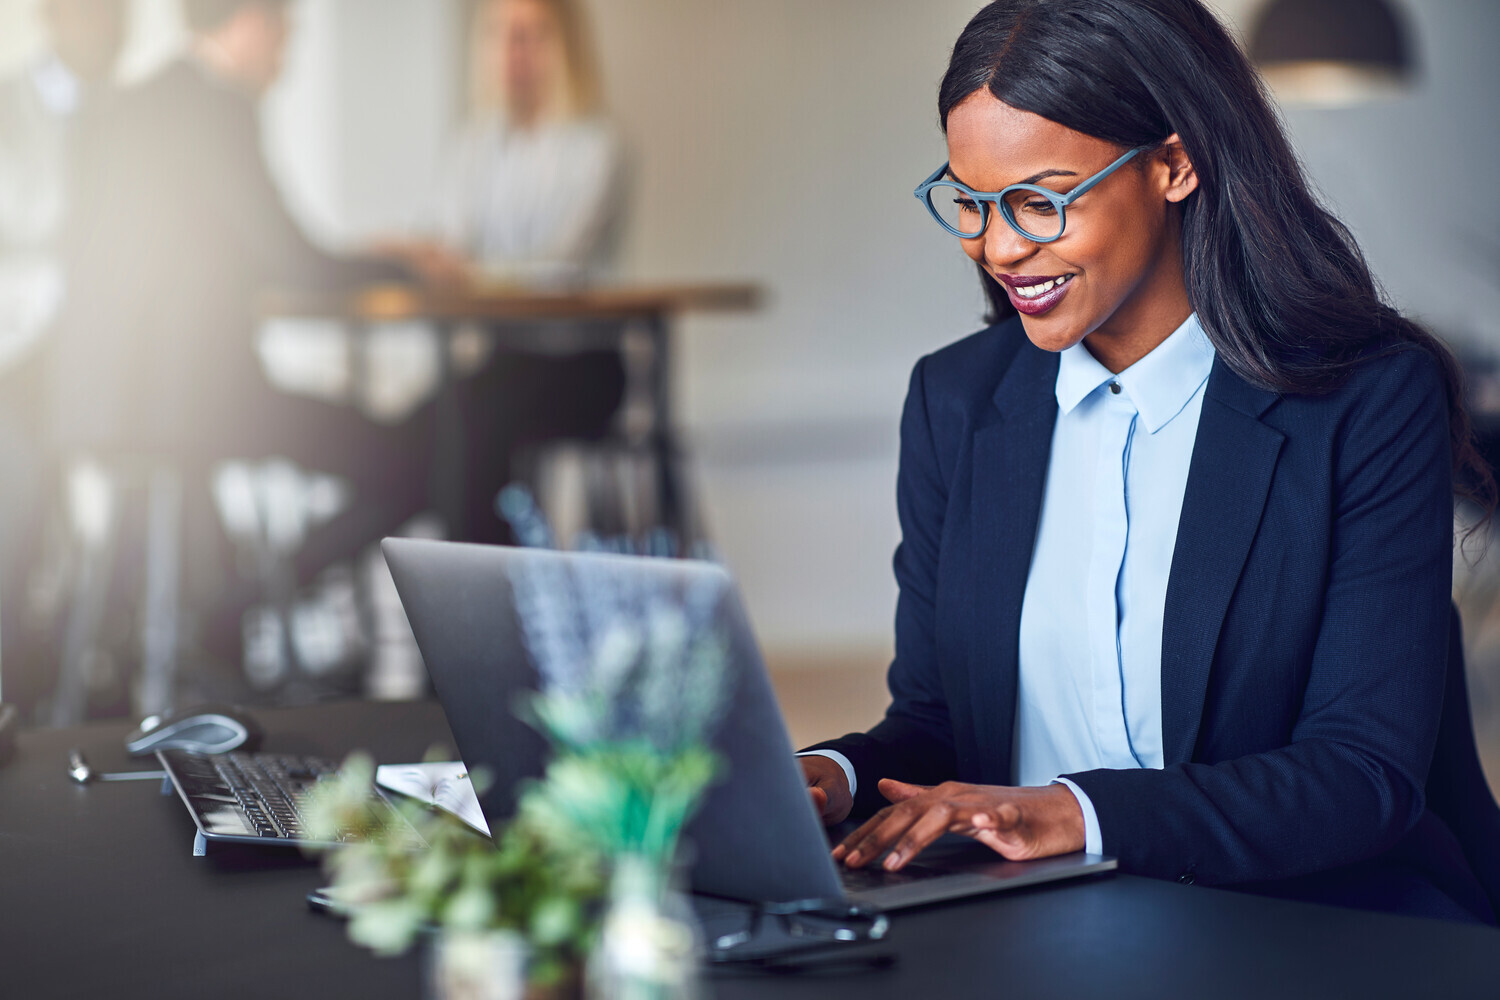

{"left": 480, "top": 0, "right": 560, "bottom": 114}
{"left": 945, "top": 90, "right": 1196, "bottom": 369}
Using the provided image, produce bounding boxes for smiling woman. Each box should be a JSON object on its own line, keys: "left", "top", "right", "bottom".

{"left": 795, "top": 0, "right": 1500, "bottom": 926}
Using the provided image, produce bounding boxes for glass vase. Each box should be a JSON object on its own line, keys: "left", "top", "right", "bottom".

{"left": 425, "top": 929, "right": 530, "bottom": 1000}
{"left": 586, "top": 853, "right": 702, "bottom": 1000}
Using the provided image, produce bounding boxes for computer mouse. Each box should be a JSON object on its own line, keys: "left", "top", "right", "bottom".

{"left": 124, "top": 704, "right": 264, "bottom": 756}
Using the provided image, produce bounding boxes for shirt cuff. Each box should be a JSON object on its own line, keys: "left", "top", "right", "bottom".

{"left": 796, "top": 750, "right": 858, "bottom": 799}
{"left": 1052, "top": 776, "right": 1102, "bottom": 856}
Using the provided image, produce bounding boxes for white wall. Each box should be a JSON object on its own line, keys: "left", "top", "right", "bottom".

{"left": 0, "top": 0, "right": 45, "bottom": 73}
{"left": 266, "top": 0, "right": 459, "bottom": 244}
{"left": 582, "top": 1, "right": 987, "bottom": 651}
{"left": 258, "top": 0, "right": 461, "bottom": 247}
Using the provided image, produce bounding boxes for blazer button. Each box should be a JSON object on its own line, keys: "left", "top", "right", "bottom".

{"left": 1177, "top": 871, "right": 1196, "bottom": 885}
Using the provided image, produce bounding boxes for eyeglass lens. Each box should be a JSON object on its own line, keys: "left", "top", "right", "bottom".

{"left": 926, "top": 183, "right": 1063, "bottom": 241}
{"left": 925, "top": 183, "right": 986, "bottom": 237}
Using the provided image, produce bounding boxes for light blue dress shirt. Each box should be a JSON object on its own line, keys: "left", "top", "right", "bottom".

{"left": 1025, "top": 313, "right": 1214, "bottom": 853}
{"left": 804, "top": 314, "right": 1214, "bottom": 857}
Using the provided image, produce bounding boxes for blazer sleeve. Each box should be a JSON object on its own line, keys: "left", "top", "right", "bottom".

{"left": 804, "top": 355, "right": 960, "bottom": 817}
{"left": 1064, "top": 347, "right": 1454, "bottom": 885}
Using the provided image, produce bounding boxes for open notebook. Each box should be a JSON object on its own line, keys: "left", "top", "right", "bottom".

{"left": 375, "top": 762, "right": 490, "bottom": 836}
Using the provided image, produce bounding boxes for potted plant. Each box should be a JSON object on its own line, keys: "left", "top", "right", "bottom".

{"left": 304, "top": 552, "right": 731, "bottom": 1000}
{"left": 302, "top": 753, "right": 605, "bottom": 999}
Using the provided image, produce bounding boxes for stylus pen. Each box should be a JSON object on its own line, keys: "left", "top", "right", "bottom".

{"left": 306, "top": 887, "right": 354, "bottom": 918}
{"left": 67, "top": 749, "right": 166, "bottom": 784}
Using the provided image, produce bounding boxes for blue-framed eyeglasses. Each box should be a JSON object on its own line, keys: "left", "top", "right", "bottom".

{"left": 914, "top": 145, "right": 1151, "bottom": 243}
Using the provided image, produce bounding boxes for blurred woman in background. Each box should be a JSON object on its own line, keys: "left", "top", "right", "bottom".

{"left": 391, "top": 0, "right": 627, "bottom": 545}
{"left": 424, "top": 0, "right": 622, "bottom": 285}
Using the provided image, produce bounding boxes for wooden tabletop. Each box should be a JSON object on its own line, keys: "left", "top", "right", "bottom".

{"left": 263, "top": 281, "right": 762, "bottom": 322}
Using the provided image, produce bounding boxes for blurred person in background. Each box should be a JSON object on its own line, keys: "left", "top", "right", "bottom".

{"left": 386, "top": 0, "right": 627, "bottom": 545}
{"left": 0, "top": 0, "right": 126, "bottom": 711}
{"left": 400, "top": 0, "right": 623, "bottom": 285}
{"left": 51, "top": 0, "right": 433, "bottom": 669}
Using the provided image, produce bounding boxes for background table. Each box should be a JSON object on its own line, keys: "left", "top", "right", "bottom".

{"left": 264, "top": 282, "right": 761, "bottom": 546}
{"left": 2, "top": 701, "right": 1496, "bottom": 999}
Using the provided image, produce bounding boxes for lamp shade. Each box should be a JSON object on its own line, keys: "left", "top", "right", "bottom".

{"left": 1249, "top": 0, "right": 1415, "bottom": 106}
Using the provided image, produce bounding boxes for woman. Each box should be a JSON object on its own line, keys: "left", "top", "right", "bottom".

{"left": 799, "top": 0, "right": 1497, "bottom": 923}
{"left": 400, "top": 0, "right": 622, "bottom": 286}
{"left": 393, "top": 0, "right": 627, "bottom": 544}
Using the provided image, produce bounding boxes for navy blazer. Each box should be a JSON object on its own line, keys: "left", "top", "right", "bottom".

{"left": 813, "top": 316, "right": 1492, "bottom": 919}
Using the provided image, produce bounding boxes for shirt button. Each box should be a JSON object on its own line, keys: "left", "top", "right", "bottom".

{"left": 1108, "top": 381, "right": 1121, "bottom": 394}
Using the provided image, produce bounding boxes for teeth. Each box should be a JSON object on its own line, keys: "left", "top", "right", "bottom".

{"left": 1015, "top": 274, "right": 1070, "bottom": 299}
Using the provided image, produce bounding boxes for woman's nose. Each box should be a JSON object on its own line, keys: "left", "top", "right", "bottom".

{"left": 981, "top": 217, "right": 1038, "bottom": 270}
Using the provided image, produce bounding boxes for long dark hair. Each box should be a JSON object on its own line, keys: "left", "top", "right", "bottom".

{"left": 940, "top": 0, "right": 1494, "bottom": 519}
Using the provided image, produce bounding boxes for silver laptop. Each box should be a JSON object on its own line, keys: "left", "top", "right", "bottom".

{"left": 382, "top": 538, "right": 1115, "bottom": 911}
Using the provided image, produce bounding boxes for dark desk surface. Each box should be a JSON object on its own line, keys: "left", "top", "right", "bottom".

{"left": 2, "top": 701, "right": 1495, "bottom": 1000}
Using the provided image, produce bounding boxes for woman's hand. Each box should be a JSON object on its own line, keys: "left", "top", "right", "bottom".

{"left": 833, "top": 779, "right": 1085, "bottom": 871}
{"left": 371, "top": 238, "right": 474, "bottom": 290}
{"left": 800, "top": 755, "right": 854, "bottom": 825}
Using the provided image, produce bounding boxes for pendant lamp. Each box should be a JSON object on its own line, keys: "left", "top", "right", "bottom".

{"left": 1248, "top": 0, "right": 1415, "bottom": 107}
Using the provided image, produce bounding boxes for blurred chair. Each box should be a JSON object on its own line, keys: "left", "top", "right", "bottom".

{"left": 47, "top": 453, "right": 361, "bottom": 726}
{"left": 50, "top": 456, "right": 184, "bottom": 726}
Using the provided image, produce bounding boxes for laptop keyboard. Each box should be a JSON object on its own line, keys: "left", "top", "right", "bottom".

{"left": 837, "top": 860, "right": 952, "bottom": 892}
{"left": 160, "top": 749, "right": 424, "bottom": 848}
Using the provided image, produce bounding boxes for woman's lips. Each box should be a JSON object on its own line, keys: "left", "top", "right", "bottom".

{"left": 997, "top": 272, "right": 1075, "bottom": 316}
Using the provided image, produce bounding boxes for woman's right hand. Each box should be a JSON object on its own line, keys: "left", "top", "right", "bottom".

{"left": 371, "top": 238, "right": 473, "bottom": 290}
{"left": 800, "top": 755, "right": 853, "bottom": 825}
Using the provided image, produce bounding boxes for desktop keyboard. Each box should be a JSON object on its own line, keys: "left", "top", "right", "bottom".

{"left": 158, "top": 749, "right": 426, "bottom": 851}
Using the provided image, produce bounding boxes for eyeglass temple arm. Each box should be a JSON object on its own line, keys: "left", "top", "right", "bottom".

{"left": 1057, "top": 145, "right": 1152, "bottom": 206}
{"left": 915, "top": 162, "right": 952, "bottom": 196}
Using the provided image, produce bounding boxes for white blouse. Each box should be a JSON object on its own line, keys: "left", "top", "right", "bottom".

{"left": 427, "top": 114, "right": 622, "bottom": 286}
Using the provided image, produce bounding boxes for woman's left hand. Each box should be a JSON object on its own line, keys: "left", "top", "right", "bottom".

{"left": 833, "top": 779, "right": 1086, "bottom": 871}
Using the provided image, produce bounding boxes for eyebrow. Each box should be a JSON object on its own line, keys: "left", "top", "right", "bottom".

{"left": 946, "top": 166, "right": 1080, "bottom": 188}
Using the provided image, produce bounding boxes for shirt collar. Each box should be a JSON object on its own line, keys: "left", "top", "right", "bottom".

{"left": 1054, "top": 312, "right": 1215, "bottom": 433}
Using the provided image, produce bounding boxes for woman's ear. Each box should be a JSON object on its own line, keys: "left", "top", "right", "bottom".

{"left": 1159, "top": 133, "right": 1199, "bottom": 203}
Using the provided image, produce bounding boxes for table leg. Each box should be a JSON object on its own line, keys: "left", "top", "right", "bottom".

{"left": 644, "top": 313, "right": 692, "bottom": 549}
{"left": 137, "top": 466, "right": 182, "bottom": 717}
{"left": 430, "top": 322, "right": 466, "bottom": 540}
{"left": 52, "top": 464, "right": 118, "bottom": 727}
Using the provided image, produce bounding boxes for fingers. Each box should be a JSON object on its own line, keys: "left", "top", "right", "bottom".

{"left": 833, "top": 809, "right": 887, "bottom": 866}
{"left": 833, "top": 782, "right": 1045, "bottom": 870}
{"left": 836, "top": 783, "right": 945, "bottom": 870}
{"left": 839, "top": 799, "right": 951, "bottom": 871}
{"left": 877, "top": 778, "right": 929, "bottom": 803}
{"left": 882, "top": 801, "right": 954, "bottom": 870}
{"left": 833, "top": 779, "right": 939, "bottom": 868}
{"left": 808, "top": 785, "right": 828, "bottom": 812}
{"left": 967, "top": 800, "right": 1021, "bottom": 832}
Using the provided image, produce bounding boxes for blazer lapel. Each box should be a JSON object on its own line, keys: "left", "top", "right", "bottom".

{"left": 1160, "top": 361, "right": 1284, "bottom": 765}
{"left": 967, "top": 343, "right": 1058, "bottom": 785}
